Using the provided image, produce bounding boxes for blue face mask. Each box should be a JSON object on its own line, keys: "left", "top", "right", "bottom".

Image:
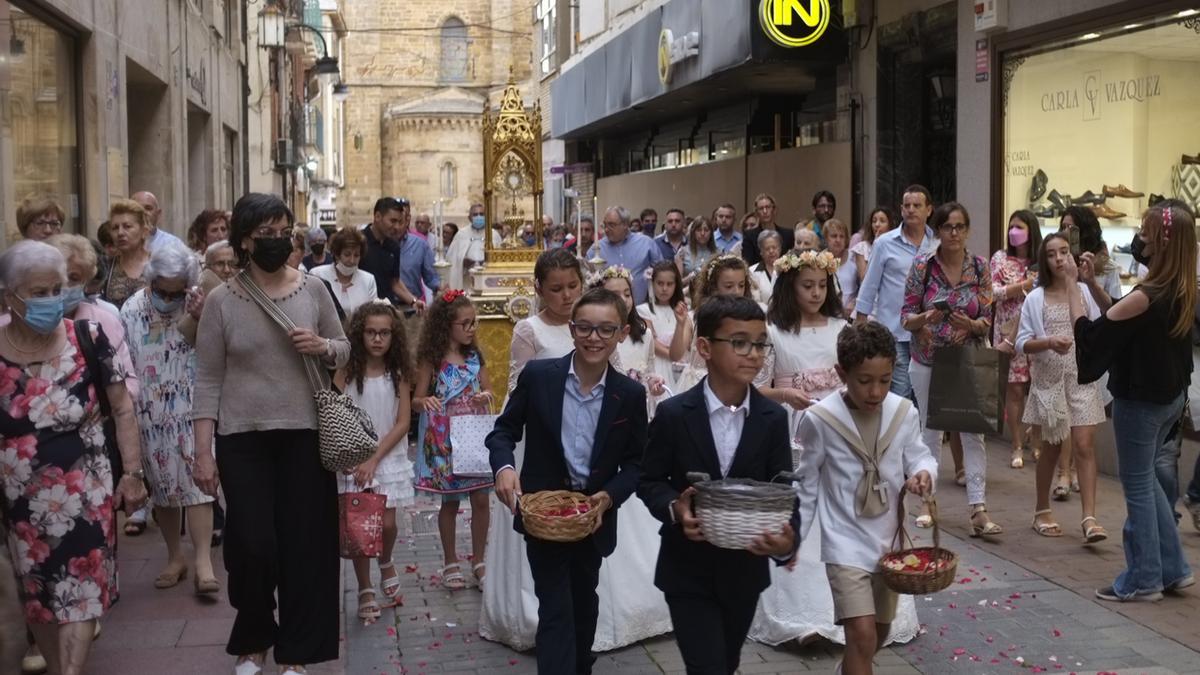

{"left": 16, "top": 294, "right": 64, "bottom": 334}
{"left": 150, "top": 290, "right": 184, "bottom": 315}
{"left": 470, "top": 215, "right": 486, "bottom": 230}
{"left": 62, "top": 285, "right": 86, "bottom": 313}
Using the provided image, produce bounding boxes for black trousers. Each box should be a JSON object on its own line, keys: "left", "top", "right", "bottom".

{"left": 666, "top": 587, "right": 760, "bottom": 675}
{"left": 216, "top": 429, "right": 339, "bottom": 665}
{"left": 525, "top": 537, "right": 603, "bottom": 675}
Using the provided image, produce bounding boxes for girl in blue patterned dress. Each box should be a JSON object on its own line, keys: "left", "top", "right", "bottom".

{"left": 413, "top": 290, "right": 494, "bottom": 591}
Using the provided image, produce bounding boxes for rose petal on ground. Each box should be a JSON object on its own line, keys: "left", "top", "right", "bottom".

{"left": 954, "top": 648, "right": 967, "bottom": 656}
{"left": 1052, "top": 629, "right": 1062, "bottom": 638}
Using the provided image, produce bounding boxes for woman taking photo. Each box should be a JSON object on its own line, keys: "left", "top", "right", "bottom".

{"left": 0, "top": 240, "right": 147, "bottom": 675}
{"left": 992, "top": 210, "right": 1042, "bottom": 469}
{"left": 192, "top": 193, "right": 350, "bottom": 673}
{"left": 102, "top": 200, "right": 152, "bottom": 308}
{"left": 901, "top": 202, "right": 1000, "bottom": 536}
{"left": 1070, "top": 200, "right": 1196, "bottom": 602}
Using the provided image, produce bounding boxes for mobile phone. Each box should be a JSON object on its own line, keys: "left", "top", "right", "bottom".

{"left": 1067, "top": 226, "right": 1081, "bottom": 257}
{"left": 934, "top": 300, "right": 952, "bottom": 313}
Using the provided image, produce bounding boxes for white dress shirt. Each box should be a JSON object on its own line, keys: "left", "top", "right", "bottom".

{"left": 702, "top": 378, "right": 751, "bottom": 477}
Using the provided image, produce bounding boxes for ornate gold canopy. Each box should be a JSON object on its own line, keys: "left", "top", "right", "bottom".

{"left": 481, "top": 76, "right": 543, "bottom": 268}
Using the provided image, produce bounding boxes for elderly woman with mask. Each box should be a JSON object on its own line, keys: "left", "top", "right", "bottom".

{"left": 119, "top": 242, "right": 220, "bottom": 596}
{"left": 0, "top": 240, "right": 147, "bottom": 675}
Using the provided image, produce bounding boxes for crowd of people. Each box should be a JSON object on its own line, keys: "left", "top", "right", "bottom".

{"left": 0, "top": 183, "right": 1196, "bottom": 675}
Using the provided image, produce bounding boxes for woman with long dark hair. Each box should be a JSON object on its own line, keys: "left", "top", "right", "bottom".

{"left": 1070, "top": 200, "right": 1196, "bottom": 602}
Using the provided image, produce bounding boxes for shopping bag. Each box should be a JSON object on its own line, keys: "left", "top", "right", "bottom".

{"left": 925, "top": 344, "right": 1010, "bottom": 435}
{"left": 449, "top": 414, "right": 498, "bottom": 477}
{"left": 338, "top": 490, "right": 386, "bottom": 559}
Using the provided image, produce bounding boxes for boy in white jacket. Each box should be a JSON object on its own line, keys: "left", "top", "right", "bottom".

{"left": 796, "top": 321, "right": 937, "bottom": 675}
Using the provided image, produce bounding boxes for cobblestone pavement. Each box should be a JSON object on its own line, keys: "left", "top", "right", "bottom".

{"left": 85, "top": 435, "right": 1200, "bottom": 673}
{"left": 345, "top": 437, "right": 1200, "bottom": 674}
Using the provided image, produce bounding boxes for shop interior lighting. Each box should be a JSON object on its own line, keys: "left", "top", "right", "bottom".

{"left": 1176, "top": 9, "right": 1199, "bottom": 17}
{"left": 1079, "top": 32, "right": 1102, "bottom": 40}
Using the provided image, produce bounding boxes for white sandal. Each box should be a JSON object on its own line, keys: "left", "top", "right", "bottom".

{"left": 233, "top": 652, "right": 266, "bottom": 675}
{"left": 440, "top": 563, "right": 466, "bottom": 591}
{"left": 379, "top": 561, "right": 401, "bottom": 600}
{"left": 473, "top": 562, "right": 486, "bottom": 591}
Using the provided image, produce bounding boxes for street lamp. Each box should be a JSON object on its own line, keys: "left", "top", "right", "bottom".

{"left": 256, "top": 1, "right": 341, "bottom": 84}
{"left": 257, "top": 2, "right": 286, "bottom": 49}
{"left": 332, "top": 81, "right": 350, "bottom": 103}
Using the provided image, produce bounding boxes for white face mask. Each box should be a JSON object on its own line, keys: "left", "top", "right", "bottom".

{"left": 335, "top": 262, "right": 358, "bottom": 276}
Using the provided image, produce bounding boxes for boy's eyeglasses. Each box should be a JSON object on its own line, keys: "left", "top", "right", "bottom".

{"left": 708, "top": 337, "right": 773, "bottom": 356}
{"left": 569, "top": 321, "right": 620, "bottom": 340}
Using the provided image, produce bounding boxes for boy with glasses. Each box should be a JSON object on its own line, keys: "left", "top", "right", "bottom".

{"left": 488, "top": 287, "right": 649, "bottom": 675}
{"left": 639, "top": 294, "right": 799, "bottom": 674}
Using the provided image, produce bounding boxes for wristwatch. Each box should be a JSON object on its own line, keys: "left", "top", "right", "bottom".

{"left": 124, "top": 468, "right": 145, "bottom": 480}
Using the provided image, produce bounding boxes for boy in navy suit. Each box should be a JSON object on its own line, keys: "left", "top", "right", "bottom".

{"left": 487, "top": 287, "right": 648, "bottom": 675}
{"left": 639, "top": 295, "right": 798, "bottom": 675}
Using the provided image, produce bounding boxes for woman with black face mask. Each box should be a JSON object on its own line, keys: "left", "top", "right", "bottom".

{"left": 191, "top": 193, "right": 350, "bottom": 674}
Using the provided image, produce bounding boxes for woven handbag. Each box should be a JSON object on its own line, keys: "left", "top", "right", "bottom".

{"left": 238, "top": 271, "right": 379, "bottom": 472}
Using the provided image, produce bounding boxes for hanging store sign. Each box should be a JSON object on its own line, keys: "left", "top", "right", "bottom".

{"left": 658, "top": 28, "right": 700, "bottom": 85}
{"left": 758, "top": 0, "right": 830, "bottom": 48}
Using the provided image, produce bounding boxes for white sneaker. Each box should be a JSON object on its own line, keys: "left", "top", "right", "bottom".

{"left": 233, "top": 655, "right": 264, "bottom": 675}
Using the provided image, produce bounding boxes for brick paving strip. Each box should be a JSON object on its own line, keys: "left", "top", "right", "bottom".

{"left": 82, "top": 436, "right": 1200, "bottom": 673}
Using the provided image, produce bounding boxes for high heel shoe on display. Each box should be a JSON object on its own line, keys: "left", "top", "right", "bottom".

{"left": 1029, "top": 169, "right": 1048, "bottom": 203}
{"left": 1048, "top": 189, "right": 1072, "bottom": 212}
{"left": 1073, "top": 190, "right": 1104, "bottom": 205}
{"left": 1103, "top": 184, "right": 1144, "bottom": 198}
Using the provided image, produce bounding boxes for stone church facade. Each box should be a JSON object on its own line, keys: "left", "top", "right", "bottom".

{"left": 338, "top": 0, "right": 535, "bottom": 228}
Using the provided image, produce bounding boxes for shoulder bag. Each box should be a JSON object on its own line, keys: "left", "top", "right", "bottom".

{"left": 237, "top": 271, "right": 379, "bottom": 471}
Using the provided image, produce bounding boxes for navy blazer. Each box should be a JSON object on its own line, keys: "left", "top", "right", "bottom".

{"left": 638, "top": 380, "right": 800, "bottom": 596}
{"left": 487, "top": 353, "right": 647, "bottom": 556}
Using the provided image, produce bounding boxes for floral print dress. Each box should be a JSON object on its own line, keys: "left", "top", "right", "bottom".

{"left": 902, "top": 250, "right": 993, "bottom": 366}
{"left": 119, "top": 289, "right": 212, "bottom": 508}
{"left": 990, "top": 250, "right": 1032, "bottom": 383}
{"left": 415, "top": 352, "right": 494, "bottom": 495}
{"left": 0, "top": 320, "right": 122, "bottom": 624}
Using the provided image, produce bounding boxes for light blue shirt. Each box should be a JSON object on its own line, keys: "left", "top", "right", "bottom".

{"left": 853, "top": 225, "right": 938, "bottom": 342}
{"left": 396, "top": 234, "right": 439, "bottom": 303}
{"left": 714, "top": 229, "right": 743, "bottom": 254}
{"left": 148, "top": 228, "right": 185, "bottom": 253}
{"left": 588, "top": 232, "right": 663, "bottom": 304}
{"left": 561, "top": 354, "right": 607, "bottom": 489}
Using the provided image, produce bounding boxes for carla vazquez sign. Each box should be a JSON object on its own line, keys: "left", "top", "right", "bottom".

{"left": 1038, "top": 71, "right": 1163, "bottom": 120}
{"left": 758, "top": 0, "right": 830, "bottom": 48}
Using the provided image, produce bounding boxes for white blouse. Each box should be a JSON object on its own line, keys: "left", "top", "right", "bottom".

{"left": 309, "top": 264, "right": 379, "bottom": 316}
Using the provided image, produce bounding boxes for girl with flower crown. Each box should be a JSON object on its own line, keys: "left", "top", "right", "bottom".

{"left": 754, "top": 250, "right": 848, "bottom": 440}
{"left": 588, "top": 266, "right": 668, "bottom": 408}
{"left": 674, "top": 254, "right": 758, "bottom": 391}
{"left": 413, "top": 289, "right": 495, "bottom": 592}
{"left": 749, "top": 249, "right": 923, "bottom": 648}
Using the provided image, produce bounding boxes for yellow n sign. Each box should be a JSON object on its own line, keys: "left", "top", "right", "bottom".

{"left": 772, "top": 0, "right": 822, "bottom": 27}
{"left": 760, "top": 0, "right": 830, "bottom": 48}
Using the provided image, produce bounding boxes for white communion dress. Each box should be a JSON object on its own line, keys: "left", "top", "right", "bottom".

{"left": 478, "top": 313, "right": 672, "bottom": 651}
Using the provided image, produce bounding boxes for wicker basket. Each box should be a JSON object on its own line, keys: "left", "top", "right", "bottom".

{"left": 687, "top": 471, "right": 799, "bottom": 550}
{"left": 879, "top": 492, "right": 958, "bottom": 595}
{"left": 518, "top": 490, "right": 602, "bottom": 543}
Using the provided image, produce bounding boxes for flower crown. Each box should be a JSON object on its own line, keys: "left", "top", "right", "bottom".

{"left": 704, "top": 253, "right": 744, "bottom": 275}
{"left": 774, "top": 250, "right": 838, "bottom": 274}
{"left": 1162, "top": 205, "right": 1174, "bottom": 243}
{"left": 441, "top": 288, "right": 466, "bottom": 304}
{"left": 586, "top": 265, "right": 632, "bottom": 288}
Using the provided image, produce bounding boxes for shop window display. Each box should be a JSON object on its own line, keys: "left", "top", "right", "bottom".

{"left": 1002, "top": 16, "right": 1200, "bottom": 294}
{"left": 0, "top": 2, "right": 78, "bottom": 242}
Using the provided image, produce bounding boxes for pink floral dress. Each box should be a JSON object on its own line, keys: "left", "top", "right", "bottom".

{"left": 990, "top": 250, "right": 1032, "bottom": 383}
{"left": 0, "top": 320, "right": 121, "bottom": 624}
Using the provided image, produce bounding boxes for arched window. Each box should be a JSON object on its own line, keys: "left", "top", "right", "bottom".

{"left": 439, "top": 17, "right": 469, "bottom": 82}
{"left": 440, "top": 160, "right": 457, "bottom": 198}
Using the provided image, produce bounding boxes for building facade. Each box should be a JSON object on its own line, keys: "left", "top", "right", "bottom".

{"left": 336, "top": 0, "right": 535, "bottom": 231}
{"left": 0, "top": 0, "right": 246, "bottom": 242}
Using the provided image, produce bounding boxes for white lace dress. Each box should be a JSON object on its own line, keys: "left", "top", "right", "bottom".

{"left": 479, "top": 314, "right": 672, "bottom": 651}
{"left": 636, "top": 302, "right": 679, "bottom": 386}
{"left": 748, "top": 318, "right": 920, "bottom": 647}
{"left": 337, "top": 373, "right": 414, "bottom": 508}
